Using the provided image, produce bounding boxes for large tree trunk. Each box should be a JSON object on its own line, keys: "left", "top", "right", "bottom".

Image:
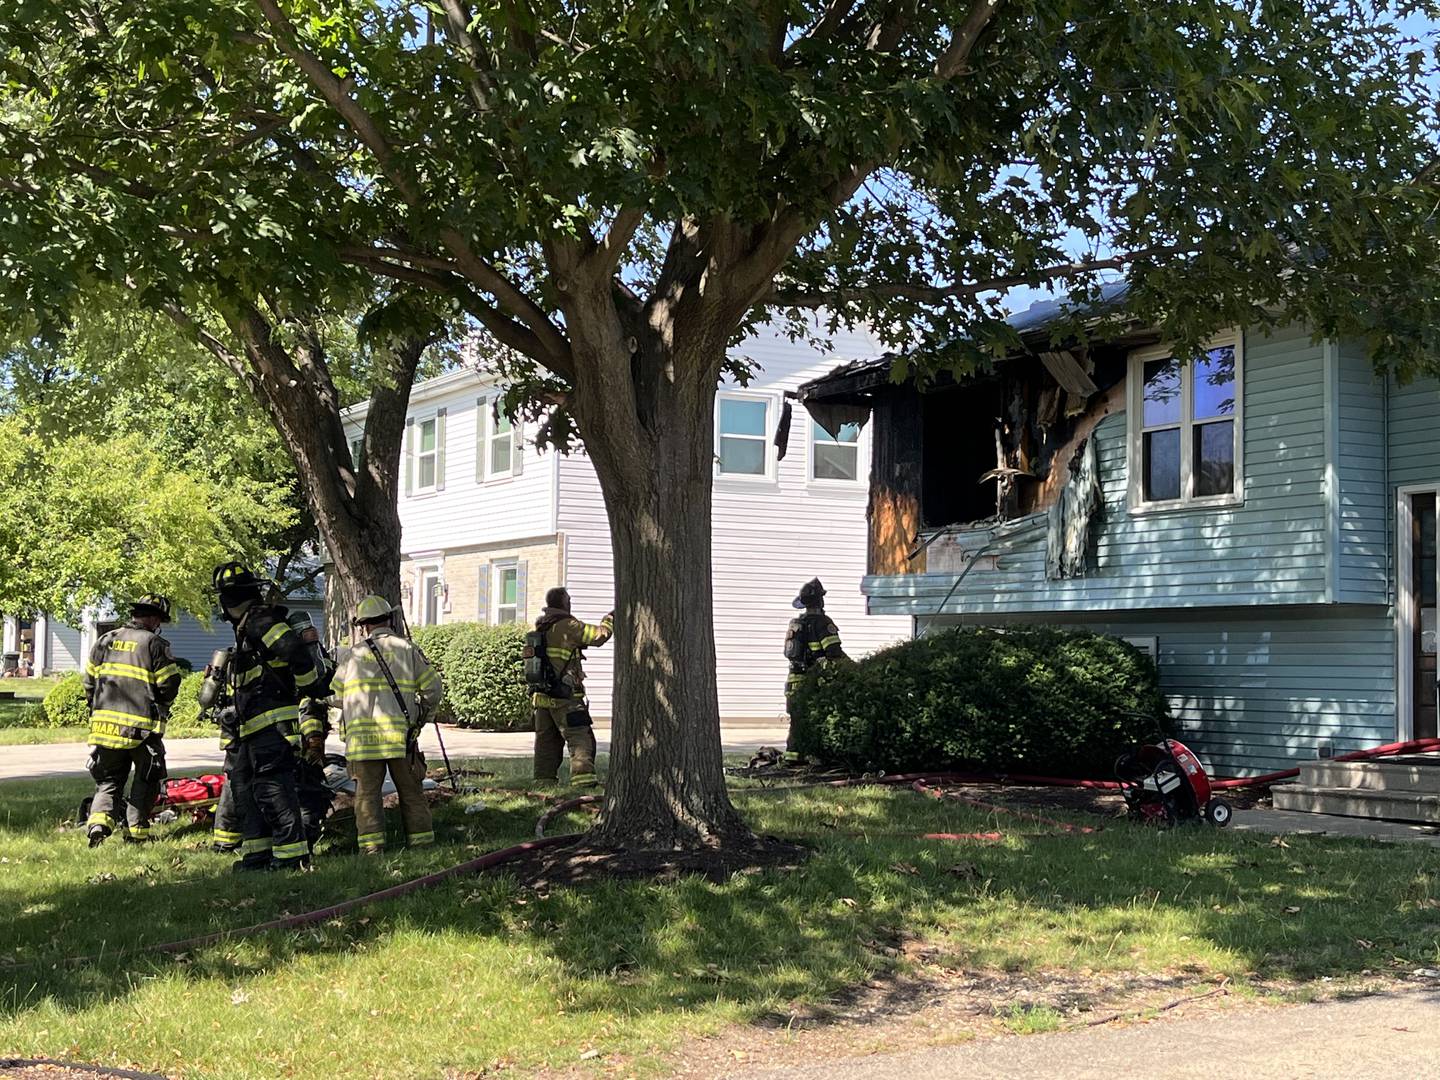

{"left": 584, "top": 432, "right": 751, "bottom": 849}
{"left": 562, "top": 282, "right": 752, "bottom": 850}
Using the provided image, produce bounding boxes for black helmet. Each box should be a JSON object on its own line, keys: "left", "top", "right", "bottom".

{"left": 213, "top": 562, "right": 263, "bottom": 608}
{"left": 130, "top": 595, "right": 172, "bottom": 623}
{"left": 544, "top": 587, "right": 572, "bottom": 612}
{"left": 793, "top": 578, "right": 826, "bottom": 610}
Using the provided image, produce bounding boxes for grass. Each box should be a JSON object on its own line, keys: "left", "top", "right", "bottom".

{"left": 3, "top": 760, "right": 1440, "bottom": 1078}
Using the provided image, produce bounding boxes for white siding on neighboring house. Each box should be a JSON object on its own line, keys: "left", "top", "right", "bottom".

{"left": 346, "top": 372, "right": 561, "bottom": 627}
{"left": 46, "top": 621, "right": 83, "bottom": 673}
{"left": 558, "top": 323, "right": 911, "bottom": 721}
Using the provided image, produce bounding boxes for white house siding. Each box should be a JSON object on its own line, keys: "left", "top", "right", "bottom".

{"left": 557, "top": 323, "right": 911, "bottom": 722}
{"left": 46, "top": 621, "right": 84, "bottom": 672}
{"left": 346, "top": 373, "right": 561, "bottom": 628}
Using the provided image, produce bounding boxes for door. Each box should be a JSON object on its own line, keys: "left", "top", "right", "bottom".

{"left": 420, "top": 570, "right": 441, "bottom": 626}
{"left": 1409, "top": 492, "right": 1438, "bottom": 740}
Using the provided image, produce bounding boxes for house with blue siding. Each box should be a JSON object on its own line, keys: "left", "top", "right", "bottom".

{"left": 799, "top": 303, "right": 1440, "bottom": 776}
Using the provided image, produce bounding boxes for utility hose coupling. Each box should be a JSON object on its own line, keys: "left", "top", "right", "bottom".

{"left": 197, "top": 648, "right": 232, "bottom": 711}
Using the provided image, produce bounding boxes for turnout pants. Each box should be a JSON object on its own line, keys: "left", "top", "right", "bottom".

{"left": 349, "top": 756, "right": 433, "bottom": 852}
{"left": 533, "top": 701, "right": 598, "bottom": 786}
{"left": 231, "top": 724, "right": 308, "bottom": 868}
{"left": 87, "top": 735, "right": 167, "bottom": 838}
{"left": 212, "top": 749, "right": 243, "bottom": 851}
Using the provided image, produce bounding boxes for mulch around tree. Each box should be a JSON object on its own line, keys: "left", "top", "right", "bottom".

{"left": 0, "top": 1062, "right": 167, "bottom": 1080}
{"left": 502, "top": 834, "right": 812, "bottom": 890}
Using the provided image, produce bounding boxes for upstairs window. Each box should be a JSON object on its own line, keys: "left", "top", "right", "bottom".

{"left": 716, "top": 394, "right": 771, "bottom": 477}
{"left": 811, "top": 419, "right": 861, "bottom": 482}
{"left": 1129, "top": 337, "right": 1242, "bottom": 510}
{"left": 416, "top": 418, "right": 439, "bottom": 490}
{"left": 478, "top": 395, "right": 522, "bottom": 481}
{"left": 405, "top": 409, "right": 446, "bottom": 496}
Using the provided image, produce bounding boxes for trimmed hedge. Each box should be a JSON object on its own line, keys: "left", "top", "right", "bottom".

{"left": 788, "top": 626, "right": 1167, "bottom": 778}
{"left": 42, "top": 673, "right": 90, "bottom": 729}
{"left": 414, "top": 622, "right": 532, "bottom": 731}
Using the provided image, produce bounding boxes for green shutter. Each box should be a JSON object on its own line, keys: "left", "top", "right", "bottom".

{"left": 435, "top": 407, "right": 447, "bottom": 491}
{"left": 476, "top": 397, "right": 487, "bottom": 481}
{"left": 404, "top": 417, "right": 415, "bottom": 496}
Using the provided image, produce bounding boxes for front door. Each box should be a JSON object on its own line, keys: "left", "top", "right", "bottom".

{"left": 1408, "top": 492, "right": 1438, "bottom": 740}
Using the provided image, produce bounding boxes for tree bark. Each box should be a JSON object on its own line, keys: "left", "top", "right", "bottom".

{"left": 557, "top": 274, "right": 751, "bottom": 849}
{"left": 211, "top": 301, "right": 418, "bottom": 638}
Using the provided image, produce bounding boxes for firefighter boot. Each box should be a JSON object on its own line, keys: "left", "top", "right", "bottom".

{"left": 87, "top": 823, "right": 111, "bottom": 848}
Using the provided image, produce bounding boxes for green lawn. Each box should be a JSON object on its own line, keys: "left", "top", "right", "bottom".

{"left": 2, "top": 761, "right": 1439, "bottom": 1078}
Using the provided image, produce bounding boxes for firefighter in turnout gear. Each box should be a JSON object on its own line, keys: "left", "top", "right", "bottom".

{"left": 83, "top": 596, "right": 182, "bottom": 846}
{"left": 528, "top": 587, "right": 612, "bottom": 788}
{"left": 784, "top": 578, "right": 849, "bottom": 708}
{"left": 214, "top": 562, "right": 327, "bottom": 871}
{"left": 328, "top": 595, "right": 443, "bottom": 853}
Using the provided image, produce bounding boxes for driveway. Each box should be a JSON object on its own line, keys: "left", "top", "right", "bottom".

{"left": 0, "top": 723, "right": 791, "bottom": 782}
{"left": 726, "top": 989, "right": 1440, "bottom": 1080}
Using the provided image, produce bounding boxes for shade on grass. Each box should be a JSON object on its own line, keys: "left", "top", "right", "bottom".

{"left": 2, "top": 760, "right": 1439, "bottom": 1078}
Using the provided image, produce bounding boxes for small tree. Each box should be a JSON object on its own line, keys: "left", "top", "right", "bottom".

{"left": 3, "top": 1, "right": 1439, "bottom": 852}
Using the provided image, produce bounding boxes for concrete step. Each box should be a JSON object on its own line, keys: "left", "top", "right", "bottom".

{"left": 1272, "top": 783, "right": 1440, "bottom": 824}
{"left": 1299, "top": 756, "right": 1440, "bottom": 794}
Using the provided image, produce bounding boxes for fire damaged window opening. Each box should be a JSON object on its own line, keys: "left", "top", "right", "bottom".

{"left": 919, "top": 348, "right": 1128, "bottom": 534}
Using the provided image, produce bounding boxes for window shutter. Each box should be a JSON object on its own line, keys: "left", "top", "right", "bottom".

{"left": 435, "top": 407, "right": 448, "bottom": 491}
{"left": 515, "top": 559, "right": 529, "bottom": 622}
{"left": 404, "top": 417, "right": 415, "bottom": 496}
{"left": 476, "top": 397, "right": 487, "bottom": 481}
{"left": 511, "top": 417, "right": 525, "bottom": 476}
{"left": 477, "top": 562, "right": 491, "bottom": 624}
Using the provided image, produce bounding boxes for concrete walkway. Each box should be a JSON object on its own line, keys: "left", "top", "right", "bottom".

{"left": 0, "top": 723, "right": 791, "bottom": 782}
{"left": 728, "top": 989, "right": 1440, "bottom": 1079}
{"left": 1232, "top": 806, "right": 1440, "bottom": 846}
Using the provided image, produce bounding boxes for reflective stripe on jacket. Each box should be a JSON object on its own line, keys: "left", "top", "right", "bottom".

{"left": 230, "top": 605, "right": 319, "bottom": 742}
{"left": 329, "top": 629, "right": 443, "bottom": 762}
{"left": 84, "top": 622, "right": 182, "bottom": 750}
{"left": 531, "top": 611, "right": 613, "bottom": 708}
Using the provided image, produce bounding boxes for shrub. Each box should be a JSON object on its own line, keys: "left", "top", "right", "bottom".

{"left": 410, "top": 623, "right": 471, "bottom": 669}
{"left": 165, "top": 672, "right": 211, "bottom": 737}
{"left": 42, "top": 673, "right": 90, "bottom": 729}
{"left": 788, "top": 626, "right": 1168, "bottom": 778}
{"left": 438, "top": 623, "right": 532, "bottom": 731}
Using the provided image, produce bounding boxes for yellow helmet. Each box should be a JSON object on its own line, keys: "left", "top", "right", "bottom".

{"left": 352, "top": 594, "right": 395, "bottom": 624}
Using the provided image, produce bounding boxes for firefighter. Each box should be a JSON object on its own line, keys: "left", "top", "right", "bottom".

{"left": 530, "top": 587, "right": 612, "bottom": 788}
{"left": 213, "top": 562, "right": 326, "bottom": 871}
{"left": 784, "top": 577, "right": 849, "bottom": 707}
{"left": 329, "top": 595, "right": 443, "bottom": 854}
{"left": 82, "top": 596, "right": 182, "bottom": 846}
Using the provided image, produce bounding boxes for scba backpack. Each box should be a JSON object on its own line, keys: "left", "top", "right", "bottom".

{"left": 522, "top": 628, "right": 561, "bottom": 694}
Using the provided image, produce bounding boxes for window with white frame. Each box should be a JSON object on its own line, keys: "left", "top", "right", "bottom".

{"left": 349, "top": 434, "right": 364, "bottom": 470}
{"left": 716, "top": 394, "right": 770, "bottom": 477}
{"left": 478, "top": 397, "right": 515, "bottom": 481}
{"left": 415, "top": 417, "right": 439, "bottom": 491}
{"left": 810, "top": 419, "right": 861, "bottom": 482}
{"left": 492, "top": 562, "right": 519, "bottom": 624}
{"left": 1129, "top": 337, "right": 1242, "bottom": 509}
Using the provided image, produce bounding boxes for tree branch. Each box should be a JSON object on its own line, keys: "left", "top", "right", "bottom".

{"left": 339, "top": 248, "right": 571, "bottom": 377}
{"left": 438, "top": 0, "right": 496, "bottom": 113}
{"left": 763, "top": 245, "right": 1195, "bottom": 308}
{"left": 597, "top": 206, "right": 645, "bottom": 274}
{"left": 793, "top": 0, "right": 859, "bottom": 49}
{"left": 936, "top": 0, "right": 1005, "bottom": 78}
{"left": 253, "top": 0, "right": 573, "bottom": 370}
